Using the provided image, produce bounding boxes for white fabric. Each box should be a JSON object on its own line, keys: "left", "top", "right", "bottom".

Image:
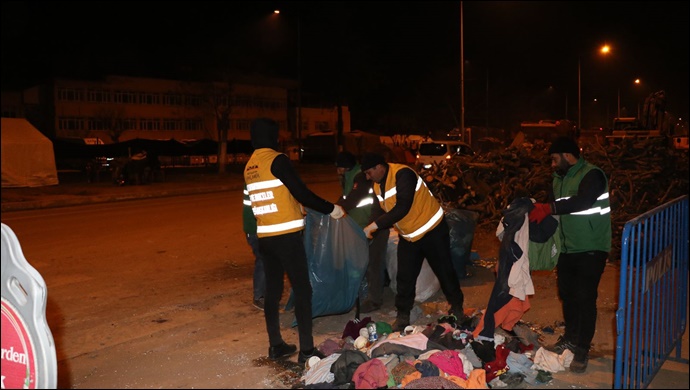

{"left": 385, "top": 230, "right": 440, "bottom": 302}
{"left": 330, "top": 204, "right": 345, "bottom": 219}
{"left": 301, "top": 352, "right": 341, "bottom": 385}
{"left": 532, "top": 347, "right": 574, "bottom": 373}
{"left": 508, "top": 213, "right": 535, "bottom": 300}
{"left": 1, "top": 118, "right": 59, "bottom": 188}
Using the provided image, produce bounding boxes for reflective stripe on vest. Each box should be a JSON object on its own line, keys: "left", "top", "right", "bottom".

{"left": 354, "top": 188, "right": 375, "bottom": 208}
{"left": 243, "top": 188, "right": 251, "bottom": 206}
{"left": 248, "top": 177, "right": 304, "bottom": 233}
{"left": 555, "top": 193, "right": 611, "bottom": 215}
{"left": 375, "top": 166, "right": 442, "bottom": 241}
{"left": 377, "top": 176, "right": 424, "bottom": 202}
{"left": 403, "top": 206, "right": 444, "bottom": 240}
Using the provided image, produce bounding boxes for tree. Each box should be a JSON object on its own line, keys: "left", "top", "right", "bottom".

{"left": 199, "top": 78, "right": 234, "bottom": 174}
{"left": 93, "top": 107, "right": 127, "bottom": 143}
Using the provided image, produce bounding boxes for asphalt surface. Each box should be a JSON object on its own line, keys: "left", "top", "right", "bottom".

{"left": 1, "top": 164, "right": 338, "bottom": 213}
{"left": 1, "top": 163, "right": 688, "bottom": 389}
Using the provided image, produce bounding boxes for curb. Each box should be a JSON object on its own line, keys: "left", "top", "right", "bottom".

{"left": 1, "top": 176, "right": 338, "bottom": 212}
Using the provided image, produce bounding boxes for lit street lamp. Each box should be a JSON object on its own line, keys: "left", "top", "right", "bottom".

{"left": 578, "top": 44, "right": 610, "bottom": 130}
{"left": 274, "top": 9, "right": 302, "bottom": 161}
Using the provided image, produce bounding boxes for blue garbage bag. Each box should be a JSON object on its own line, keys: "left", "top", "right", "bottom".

{"left": 445, "top": 208, "right": 478, "bottom": 281}
{"left": 285, "top": 208, "right": 369, "bottom": 323}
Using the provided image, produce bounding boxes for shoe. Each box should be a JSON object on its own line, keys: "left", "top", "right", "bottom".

{"left": 252, "top": 297, "right": 265, "bottom": 311}
{"left": 545, "top": 336, "right": 576, "bottom": 354}
{"left": 448, "top": 306, "right": 471, "bottom": 326}
{"left": 569, "top": 357, "right": 588, "bottom": 373}
{"left": 268, "top": 342, "right": 297, "bottom": 360}
{"left": 392, "top": 312, "right": 410, "bottom": 332}
{"left": 359, "top": 300, "right": 381, "bottom": 314}
{"left": 298, "top": 347, "right": 326, "bottom": 364}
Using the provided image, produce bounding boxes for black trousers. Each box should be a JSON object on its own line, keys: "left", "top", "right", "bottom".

{"left": 364, "top": 227, "right": 391, "bottom": 305}
{"left": 259, "top": 231, "right": 314, "bottom": 352}
{"left": 556, "top": 250, "right": 608, "bottom": 355}
{"left": 395, "top": 218, "right": 464, "bottom": 314}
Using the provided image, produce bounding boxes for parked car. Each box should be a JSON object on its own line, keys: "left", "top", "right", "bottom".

{"left": 415, "top": 140, "right": 475, "bottom": 168}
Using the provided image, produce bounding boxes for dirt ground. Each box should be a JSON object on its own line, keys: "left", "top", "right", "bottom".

{"left": 218, "top": 224, "right": 626, "bottom": 389}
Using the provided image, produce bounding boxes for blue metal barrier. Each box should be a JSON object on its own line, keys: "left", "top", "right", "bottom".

{"left": 614, "top": 195, "right": 689, "bottom": 389}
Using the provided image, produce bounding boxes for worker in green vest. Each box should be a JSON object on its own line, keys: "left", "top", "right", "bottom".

{"left": 529, "top": 136, "right": 612, "bottom": 374}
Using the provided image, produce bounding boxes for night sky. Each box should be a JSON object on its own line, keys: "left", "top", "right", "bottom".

{"left": 2, "top": 1, "right": 688, "bottom": 133}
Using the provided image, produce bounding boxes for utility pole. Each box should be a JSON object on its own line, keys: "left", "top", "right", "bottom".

{"left": 297, "top": 16, "right": 302, "bottom": 162}
{"left": 460, "top": 1, "right": 465, "bottom": 140}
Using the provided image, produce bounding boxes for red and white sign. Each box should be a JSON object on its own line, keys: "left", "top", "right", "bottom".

{"left": 1, "top": 298, "right": 36, "bottom": 389}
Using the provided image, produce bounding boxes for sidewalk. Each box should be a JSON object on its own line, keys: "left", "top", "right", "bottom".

{"left": 1, "top": 164, "right": 338, "bottom": 212}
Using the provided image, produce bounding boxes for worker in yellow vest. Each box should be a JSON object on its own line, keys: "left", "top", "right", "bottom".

{"left": 359, "top": 152, "right": 468, "bottom": 331}
{"left": 244, "top": 118, "right": 345, "bottom": 365}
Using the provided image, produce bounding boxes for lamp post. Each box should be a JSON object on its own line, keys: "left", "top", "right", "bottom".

{"left": 634, "top": 78, "right": 641, "bottom": 118}
{"left": 578, "top": 44, "right": 610, "bottom": 130}
{"left": 274, "top": 9, "right": 301, "bottom": 161}
{"left": 577, "top": 58, "right": 582, "bottom": 130}
{"left": 460, "top": 1, "right": 465, "bottom": 140}
{"left": 297, "top": 15, "right": 302, "bottom": 161}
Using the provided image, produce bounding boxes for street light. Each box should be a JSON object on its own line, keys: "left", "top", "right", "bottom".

{"left": 274, "top": 9, "right": 302, "bottom": 161}
{"left": 634, "top": 78, "right": 642, "bottom": 118}
{"left": 460, "top": 1, "right": 465, "bottom": 141}
{"left": 578, "top": 44, "right": 610, "bottom": 130}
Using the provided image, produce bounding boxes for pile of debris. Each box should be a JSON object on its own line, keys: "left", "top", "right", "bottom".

{"left": 415, "top": 137, "right": 689, "bottom": 261}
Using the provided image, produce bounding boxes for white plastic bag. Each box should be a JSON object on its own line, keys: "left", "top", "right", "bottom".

{"left": 385, "top": 230, "right": 440, "bottom": 302}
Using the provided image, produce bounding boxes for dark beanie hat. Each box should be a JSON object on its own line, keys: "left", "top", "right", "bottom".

{"left": 548, "top": 136, "right": 580, "bottom": 158}
{"left": 360, "top": 152, "right": 386, "bottom": 172}
{"left": 335, "top": 151, "right": 357, "bottom": 168}
{"left": 250, "top": 118, "right": 279, "bottom": 150}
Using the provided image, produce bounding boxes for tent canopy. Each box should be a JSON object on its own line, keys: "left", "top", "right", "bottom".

{"left": 1, "top": 118, "right": 59, "bottom": 188}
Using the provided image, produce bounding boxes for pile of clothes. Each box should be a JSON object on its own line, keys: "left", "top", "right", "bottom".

{"left": 297, "top": 314, "right": 574, "bottom": 389}
{"left": 294, "top": 197, "right": 570, "bottom": 388}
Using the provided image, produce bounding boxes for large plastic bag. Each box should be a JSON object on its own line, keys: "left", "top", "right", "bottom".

{"left": 445, "top": 208, "right": 478, "bottom": 280}
{"left": 286, "top": 208, "right": 369, "bottom": 320}
{"left": 385, "top": 230, "right": 440, "bottom": 302}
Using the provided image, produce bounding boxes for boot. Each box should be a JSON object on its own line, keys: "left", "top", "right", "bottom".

{"left": 268, "top": 342, "right": 297, "bottom": 360}
{"left": 392, "top": 311, "right": 410, "bottom": 332}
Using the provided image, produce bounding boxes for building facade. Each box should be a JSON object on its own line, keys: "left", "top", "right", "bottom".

{"left": 3, "top": 75, "right": 350, "bottom": 145}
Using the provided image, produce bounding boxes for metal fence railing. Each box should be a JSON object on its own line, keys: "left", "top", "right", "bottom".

{"left": 614, "top": 195, "right": 689, "bottom": 389}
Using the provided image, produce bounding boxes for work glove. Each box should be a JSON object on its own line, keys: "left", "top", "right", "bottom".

{"left": 528, "top": 203, "right": 552, "bottom": 224}
{"left": 363, "top": 222, "right": 378, "bottom": 239}
{"left": 330, "top": 204, "right": 345, "bottom": 219}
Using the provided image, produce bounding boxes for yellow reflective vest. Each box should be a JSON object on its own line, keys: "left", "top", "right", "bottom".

{"left": 374, "top": 163, "right": 443, "bottom": 242}
{"left": 244, "top": 149, "right": 304, "bottom": 238}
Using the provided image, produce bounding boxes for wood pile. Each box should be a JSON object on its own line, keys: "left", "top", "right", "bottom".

{"left": 416, "top": 137, "right": 689, "bottom": 261}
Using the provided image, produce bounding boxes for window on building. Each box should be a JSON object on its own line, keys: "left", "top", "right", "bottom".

{"left": 162, "top": 119, "right": 183, "bottom": 131}
{"left": 89, "top": 117, "right": 107, "bottom": 130}
{"left": 123, "top": 118, "right": 137, "bottom": 130}
{"left": 139, "top": 92, "right": 160, "bottom": 105}
{"left": 59, "top": 117, "right": 85, "bottom": 130}
{"left": 185, "top": 95, "right": 202, "bottom": 107}
{"left": 87, "top": 89, "right": 111, "bottom": 103}
{"left": 185, "top": 118, "right": 203, "bottom": 131}
{"left": 163, "top": 93, "right": 183, "bottom": 106}
{"left": 113, "top": 90, "right": 136, "bottom": 104}
{"left": 140, "top": 118, "right": 161, "bottom": 131}
{"left": 57, "top": 88, "right": 83, "bottom": 101}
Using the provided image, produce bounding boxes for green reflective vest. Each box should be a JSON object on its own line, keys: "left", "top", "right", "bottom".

{"left": 553, "top": 158, "right": 612, "bottom": 253}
